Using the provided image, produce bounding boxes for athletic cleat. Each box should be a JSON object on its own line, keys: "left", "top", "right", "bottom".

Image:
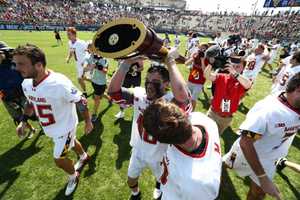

{"left": 275, "top": 157, "right": 287, "bottom": 171}
{"left": 129, "top": 192, "right": 141, "bottom": 200}
{"left": 153, "top": 188, "right": 162, "bottom": 199}
{"left": 74, "top": 154, "right": 90, "bottom": 171}
{"left": 65, "top": 171, "right": 79, "bottom": 196}
{"left": 115, "top": 111, "right": 124, "bottom": 119}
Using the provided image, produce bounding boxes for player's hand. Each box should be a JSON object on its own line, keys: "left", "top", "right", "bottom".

{"left": 84, "top": 120, "right": 93, "bottom": 135}
{"left": 165, "top": 48, "right": 179, "bottom": 65}
{"left": 122, "top": 56, "right": 147, "bottom": 65}
{"left": 259, "top": 176, "right": 281, "bottom": 200}
{"left": 66, "top": 58, "right": 70, "bottom": 63}
{"left": 224, "top": 65, "right": 237, "bottom": 75}
{"left": 16, "top": 122, "right": 27, "bottom": 138}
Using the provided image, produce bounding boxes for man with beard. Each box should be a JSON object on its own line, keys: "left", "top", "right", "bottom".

{"left": 13, "top": 44, "right": 93, "bottom": 196}
{"left": 108, "top": 52, "right": 192, "bottom": 200}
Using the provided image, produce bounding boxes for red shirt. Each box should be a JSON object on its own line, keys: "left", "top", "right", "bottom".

{"left": 188, "top": 56, "right": 208, "bottom": 84}
{"left": 211, "top": 74, "right": 246, "bottom": 116}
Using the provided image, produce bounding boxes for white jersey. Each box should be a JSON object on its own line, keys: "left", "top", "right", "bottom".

{"left": 160, "top": 112, "right": 221, "bottom": 200}
{"left": 240, "top": 94, "right": 300, "bottom": 160}
{"left": 223, "top": 94, "right": 300, "bottom": 180}
{"left": 68, "top": 39, "right": 88, "bottom": 64}
{"left": 130, "top": 87, "right": 192, "bottom": 162}
{"left": 243, "top": 53, "right": 266, "bottom": 81}
{"left": 22, "top": 72, "right": 82, "bottom": 138}
{"left": 188, "top": 37, "right": 199, "bottom": 55}
{"left": 174, "top": 37, "right": 180, "bottom": 48}
{"left": 271, "top": 64, "right": 300, "bottom": 95}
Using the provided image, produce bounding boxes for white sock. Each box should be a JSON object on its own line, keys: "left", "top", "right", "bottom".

{"left": 80, "top": 152, "right": 87, "bottom": 160}
{"left": 69, "top": 172, "right": 77, "bottom": 180}
{"left": 132, "top": 188, "right": 140, "bottom": 196}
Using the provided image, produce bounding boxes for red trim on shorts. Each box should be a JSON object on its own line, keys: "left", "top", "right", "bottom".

{"left": 174, "top": 126, "right": 209, "bottom": 158}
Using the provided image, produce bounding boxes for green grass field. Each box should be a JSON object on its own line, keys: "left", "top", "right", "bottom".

{"left": 0, "top": 30, "right": 299, "bottom": 200}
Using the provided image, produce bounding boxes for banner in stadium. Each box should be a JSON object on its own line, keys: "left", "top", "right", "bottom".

{"left": 264, "top": 0, "right": 300, "bottom": 7}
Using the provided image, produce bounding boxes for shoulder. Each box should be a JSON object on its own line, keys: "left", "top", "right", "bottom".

{"left": 50, "top": 72, "right": 73, "bottom": 87}
{"left": 189, "top": 112, "right": 218, "bottom": 132}
{"left": 247, "top": 95, "right": 276, "bottom": 117}
{"left": 21, "top": 78, "right": 32, "bottom": 88}
{"left": 133, "top": 87, "right": 146, "bottom": 97}
{"left": 78, "top": 39, "right": 87, "bottom": 46}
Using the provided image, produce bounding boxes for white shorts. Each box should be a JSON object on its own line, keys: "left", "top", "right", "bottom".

{"left": 128, "top": 148, "right": 162, "bottom": 180}
{"left": 53, "top": 129, "right": 76, "bottom": 159}
{"left": 223, "top": 139, "right": 276, "bottom": 186}
{"left": 76, "top": 63, "right": 84, "bottom": 78}
{"left": 187, "top": 82, "right": 203, "bottom": 100}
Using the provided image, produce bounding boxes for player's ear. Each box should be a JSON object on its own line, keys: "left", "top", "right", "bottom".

{"left": 34, "top": 62, "right": 44, "bottom": 70}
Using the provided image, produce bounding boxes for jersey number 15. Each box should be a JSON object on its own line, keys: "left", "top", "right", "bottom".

{"left": 35, "top": 104, "right": 56, "bottom": 126}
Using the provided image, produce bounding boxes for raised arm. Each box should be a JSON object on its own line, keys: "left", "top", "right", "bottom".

{"left": 165, "top": 50, "right": 190, "bottom": 103}
{"left": 108, "top": 60, "right": 131, "bottom": 94}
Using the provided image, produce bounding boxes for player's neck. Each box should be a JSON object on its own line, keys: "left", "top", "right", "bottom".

{"left": 71, "top": 38, "right": 77, "bottom": 43}
{"left": 285, "top": 93, "right": 299, "bottom": 109}
{"left": 180, "top": 126, "right": 202, "bottom": 152}
{"left": 33, "top": 70, "right": 49, "bottom": 86}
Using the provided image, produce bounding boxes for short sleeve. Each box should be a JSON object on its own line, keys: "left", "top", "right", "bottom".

{"left": 60, "top": 80, "right": 82, "bottom": 103}
{"left": 239, "top": 106, "right": 268, "bottom": 136}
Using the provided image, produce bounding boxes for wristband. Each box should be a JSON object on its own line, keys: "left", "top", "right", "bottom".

{"left": 257, "top": 173, "right": 267, "bottom": 178}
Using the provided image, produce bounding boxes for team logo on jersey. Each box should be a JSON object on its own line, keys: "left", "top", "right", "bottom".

{"left": 275, "top": 123, "right": 285, "bottom": 128}
{"left": 71, "top": 88, "right": 78, "bottom": 95}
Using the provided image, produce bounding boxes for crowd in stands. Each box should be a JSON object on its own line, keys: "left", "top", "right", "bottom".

{"left": 1, "top": 0, "right": 300, "bottom": 41}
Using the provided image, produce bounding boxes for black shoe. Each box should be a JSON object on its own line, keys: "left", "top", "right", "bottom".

{"left": 275, "top": 157, "right": 287, "bottom": 171}
{"left": 129, "top": 192, "right": 141, "bottom": 200}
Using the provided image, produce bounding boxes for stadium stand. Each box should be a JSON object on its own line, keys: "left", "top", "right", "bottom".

{"left": 0, "top": 0, "right": 299, "bottom": 41}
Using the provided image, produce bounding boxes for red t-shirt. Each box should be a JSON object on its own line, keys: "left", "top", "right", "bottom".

{"left": 188, "top": 56, "right": 208, "bottom": 84}
{"left": 211, "top": 74, "right": 246, "bottom": 116}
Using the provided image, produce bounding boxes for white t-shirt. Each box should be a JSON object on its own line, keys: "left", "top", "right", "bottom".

{"left": 271, "top": 64, "right": 300, "bottom": 95}
{"left": 239, "top": 94, "right": 300, "bottom": 161}
{"left": 68, "top": 39, "right": 88, "bottom": 65}
{"left": 243, "top": 53, "right": 266, "bottom": 81}
{"left": 160, "top": 112, "right": 221, "bottom": 200}
{"left": 22, "top": 72, "right": 82, "bottom": 138}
